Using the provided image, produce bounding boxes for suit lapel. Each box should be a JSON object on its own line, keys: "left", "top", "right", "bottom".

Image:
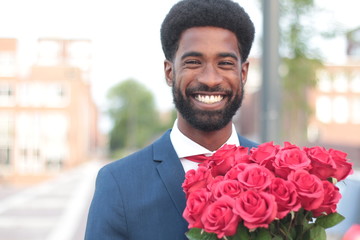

{"left": 153, "top": 130, "right": 186, "bottom": 217}
{"left": 152, "top": 131, "right": 257, "bottom": 218}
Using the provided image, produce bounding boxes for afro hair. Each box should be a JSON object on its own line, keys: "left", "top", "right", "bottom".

{"left": 160, "top": 0, "right": 255, "bottom": 62}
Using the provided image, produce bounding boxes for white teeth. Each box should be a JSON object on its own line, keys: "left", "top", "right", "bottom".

{"left": 195, "top": 95, "right": 223, "bottom": 104}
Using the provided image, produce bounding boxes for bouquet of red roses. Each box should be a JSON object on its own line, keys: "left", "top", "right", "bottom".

{"left": 182, "top": 142, "right": 353, "bottom": 240}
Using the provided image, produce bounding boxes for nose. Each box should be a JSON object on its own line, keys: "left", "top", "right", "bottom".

{"left": 197, "top": 64, "right": 223, "bottom": 87}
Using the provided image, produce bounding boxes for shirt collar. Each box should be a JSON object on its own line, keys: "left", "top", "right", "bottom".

{"left": 170, "top": 119, "right": 240, "bottom": 159}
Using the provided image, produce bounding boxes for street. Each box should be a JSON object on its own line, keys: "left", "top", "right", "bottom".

{"left": 0, "top": 160, "right": 103, "bottom": 240}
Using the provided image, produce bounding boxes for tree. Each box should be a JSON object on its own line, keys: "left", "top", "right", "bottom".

{"left": 279, "top": 0, "right": 323, "bottom": 144}
{"left": 107, "top": 79, "right": 161, "bottom": 154}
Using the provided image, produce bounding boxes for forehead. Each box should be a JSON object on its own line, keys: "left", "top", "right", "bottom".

{"left": 176, "top": 26, "right": 240, "bottom": 58}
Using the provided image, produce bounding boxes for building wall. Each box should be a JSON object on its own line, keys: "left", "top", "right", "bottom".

{"left": 308, "top": 65, "right": 360, "bottom": 146}
{"left": 0, "top": 38, "right": 100, "bottom": 184}
{"left": 308, "top": 64, "right": 360, "bottom": 168}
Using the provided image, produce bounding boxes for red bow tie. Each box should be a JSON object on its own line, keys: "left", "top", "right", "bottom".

{"left": 185, "top": 154, "right": 212, "bottom": 163}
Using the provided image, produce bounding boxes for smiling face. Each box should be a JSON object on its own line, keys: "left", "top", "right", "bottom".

{"left": 164, "top": 26, "right": 249, "bottom": 133}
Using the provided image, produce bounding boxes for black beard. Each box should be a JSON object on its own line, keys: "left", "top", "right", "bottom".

{"left": 172, "top": 83, "right": 244, "bottom": 132}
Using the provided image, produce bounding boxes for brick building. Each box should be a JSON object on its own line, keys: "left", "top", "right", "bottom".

{"left": 0, "top": 38, "right": 101, "bottom": 184}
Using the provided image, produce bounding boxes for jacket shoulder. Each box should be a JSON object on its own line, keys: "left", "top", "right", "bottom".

{"left": 103, "top": 130, "right": 172, "bottom": 171}
{"left": 238, "top": 135, "right": 259, "bottom": 149}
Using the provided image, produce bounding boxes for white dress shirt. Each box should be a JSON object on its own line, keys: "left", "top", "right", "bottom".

{"left": 170, "top": 119, "right": 240, "bottom": 172}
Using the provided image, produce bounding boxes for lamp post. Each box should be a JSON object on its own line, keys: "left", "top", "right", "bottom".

{"left": 261, "top": 0, "right": 281, "bottom": 143}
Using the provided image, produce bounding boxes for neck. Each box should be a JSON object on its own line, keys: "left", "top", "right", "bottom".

{"left": 177, "top": 117, "right": 233, "bottom": 151}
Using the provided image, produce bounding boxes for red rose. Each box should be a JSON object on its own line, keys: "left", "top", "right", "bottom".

{"left": 329, "top": 149, "right": 353, "bottom": 181}
{"left": 269, "top": 178, "right": 301, "bottom": 219}
{"left": 250, "top": 141, "right": 279, "bottom": 171}
{"left": 305, "top": 146, "right": 336, "bottom": 180}
{"left": 183, "top": 189, "right": 212, "bottom": 229}
{"left": 206, "top": 176, "right": 224, "bottom": 197}
{"left": 211, "top": 179, "right": 242, "bottom": 200}
{"left": 234, "top": 190, "right": 277, "bottom": 230}
{"left": 273, "top": 142, "right": 311, "bottom": 179}
{"left": 312, "top": 181, "right": 342, "bottom": 217}
{"left": 182, "top": 166, "right": 212, "bottom": 197}
{"left": 233, "top": 146, "right": 252, "bottom": 165}
{"left": 210, "top": 144, "right": 250, "bottom": 177}
{"left": 201, "top": 195, "right": 240, "bottom": 239}
{"left": 237, "top": 164, "right": 275, "bottom": 191}
{"left": 224, "top": 163, "right": 247, "bottom": 180}
{"left": 288, "top": 170, "right": 324, "bottom": 211}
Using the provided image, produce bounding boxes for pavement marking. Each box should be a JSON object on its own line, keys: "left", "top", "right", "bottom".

{"left": 0, "top": 216, "right": 58, "bottom": 228}
{"left": 45, "top": 161, "right": 101, "bottom": 240}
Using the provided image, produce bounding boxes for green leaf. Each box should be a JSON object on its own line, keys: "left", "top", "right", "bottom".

{"left": 290, "top": 226, "right": 297, "bottom": 239}
{"left": 229, "top": 224, "right": 250, "bottom": 240}
{"left": 302, "top": 221, "right": 314, "bottom": 233}
{"left": 278, "top": 222, "right": 292, "bottom": 239}
{"left": 315, "top": 213, "right": 345, "bottom": 229}
{"left": 273, "top": 236, "right": 283, "bottom": 240}
{"left": 305, "top": 225, "right": 326, "bottom": 240}
{"left": 185, "top": 228, "right": 219, "bottom": 240}
{"left": 254, "top": 228, "right": 272, "bottom": 240}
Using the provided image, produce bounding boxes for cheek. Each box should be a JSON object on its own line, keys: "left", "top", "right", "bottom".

{"left": 176, "top": 72, "right": 196, "bottom": 91}
{"left": 232, "top": 78, "right": 244, "bottom": 96}
{"left": 229, "top": 74, "right": 242, "bottom": 88}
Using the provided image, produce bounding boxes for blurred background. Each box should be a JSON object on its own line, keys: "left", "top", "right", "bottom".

{"left": 0, "top": 0, "right": 359, "bottom": 239}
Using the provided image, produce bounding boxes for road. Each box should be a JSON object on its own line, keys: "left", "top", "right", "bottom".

{"left": 0, "top": 160, "right": 103, "bottom": 240}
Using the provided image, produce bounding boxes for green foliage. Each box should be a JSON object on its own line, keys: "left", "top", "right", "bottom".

{"left": 107, "top": 79, "right": 168, "bottom": 154}
{"left": 186, "top": 228, "right": 218, "bottom": 240}
{"left": 279, "top": 0, "right": 324, "bottom": 143}
{"left": 316, "top": 212, "right": 345, "bottom": 229}
{"left": 233, "top": 224, "right": 250, "bottom": 240}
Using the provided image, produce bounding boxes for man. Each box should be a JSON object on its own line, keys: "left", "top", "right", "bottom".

{"left": 85, "top": 0, "right": 257, "bottom": 239}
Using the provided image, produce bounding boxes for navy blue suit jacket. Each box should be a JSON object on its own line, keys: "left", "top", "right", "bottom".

{"left": 85, "top": 129, "right": 258, "bottom": 240}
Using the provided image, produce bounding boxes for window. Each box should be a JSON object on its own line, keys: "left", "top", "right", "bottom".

{"left": 351, "top": 72, "right": 360, "bottom": 93}
{"left": 68, "top": 41, "right": 91, "bottom": 71}
{"left": 316, "top": 96, "right": 332, "bottom": 123}
{"left": 0, "top": 112, "right": 13, "bottom": 144}
{"left": 42, "top": 113, "right": 68, "bottom": 171}
{"left": 0, "top": 146, "right": 11, "bottom": 165}
{"left": 42, "top": 113, "right": 68, "bottom": 138}
{"left": 45, "top": 83, "right": 68, "bottom": 107}
{"left": 0, "top": 113, "right": 13, "bottom": 166}
{"left": 17, "top": 83, "right": 29, "bottom": 106}
{"left": 37, "top": 40, "right": 61, "bottom": 66}
{"left": 0, "top": 52, "right": 16, "bottom": 77}
{"left": 14, "top": 112, "right": 69, "bottom": 173}
{"left": 333, "top": 73, "right": 348, "bottom": 93}
{"left": 17, "top": 83, "right": 68, "bottom": 107}
{"left": 333, "top": 97, "right": 349, "bottom": 124}
{"left": 17, "top": 83, "right": 43, "bottom": 106}
{"left": 0, "top": 83, "right": 14, "bottom": 106}
{"left": 317, "top": 71, "right": 332, "bottom": 92}
{"left": 352, "top": 97, "right": 360, "bottom": 124}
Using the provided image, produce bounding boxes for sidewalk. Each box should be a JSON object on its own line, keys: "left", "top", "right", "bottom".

{"left": 0, "top": 160, "right": 103, "bottom": 240}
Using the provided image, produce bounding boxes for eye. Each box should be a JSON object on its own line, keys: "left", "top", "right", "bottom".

{"left": 219, "top": 61, "right": 234, "bottom": 66}
{"left": 185, "top": 59, "right": 201, "bottom": 65}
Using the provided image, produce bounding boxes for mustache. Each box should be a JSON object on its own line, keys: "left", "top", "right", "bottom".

{"left": 185, "top": 84, "right": 232, "bottom": 96}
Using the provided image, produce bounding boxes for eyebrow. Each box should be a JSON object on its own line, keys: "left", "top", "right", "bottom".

{"left": 180, "top": 51, "right": 239, "bottom": 61}
{"left": 218, "top": 52, "right": 239, "bottom": 61}
{"left": 180, "top": 51, "right": 203, "bottom": 60}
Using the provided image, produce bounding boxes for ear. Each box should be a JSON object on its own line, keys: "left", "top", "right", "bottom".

{"left": 164, "top": 60, "right": 174, "bottom": 87}
{"left": 241, "top": 61, "right": 250, "bottom": 85}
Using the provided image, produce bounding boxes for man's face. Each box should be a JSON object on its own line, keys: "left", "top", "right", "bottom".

{"left": 164, "top": 26, "right": 249, "bottom": 132}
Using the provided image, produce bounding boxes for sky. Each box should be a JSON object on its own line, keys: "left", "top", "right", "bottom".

{"left": 0, "top": 0, "right": 359, "bottom": 131}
